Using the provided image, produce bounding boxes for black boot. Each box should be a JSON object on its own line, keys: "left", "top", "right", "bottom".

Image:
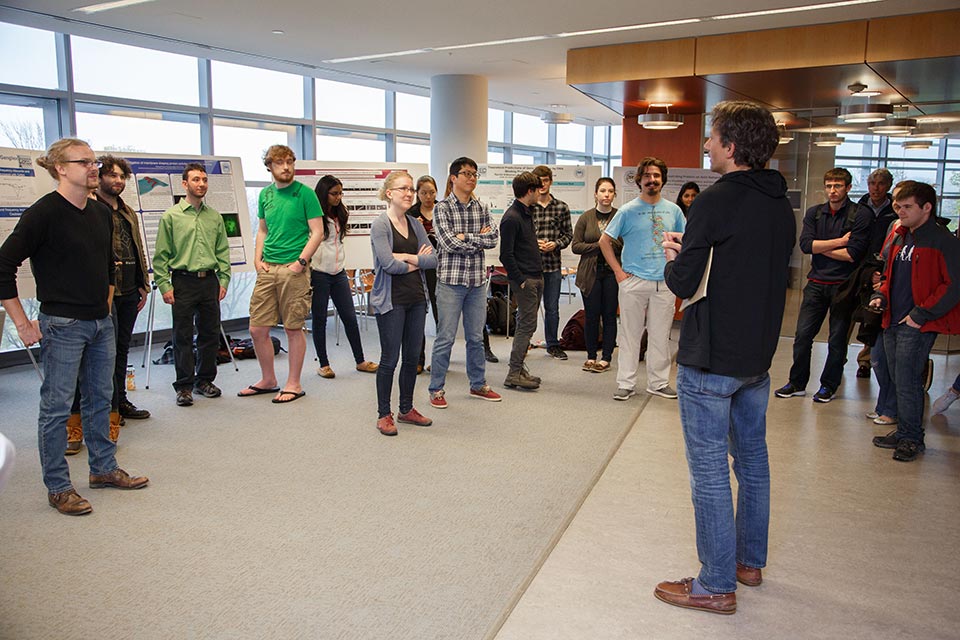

{"left": 483, "top": 330, "right": 499, "bottom": 363}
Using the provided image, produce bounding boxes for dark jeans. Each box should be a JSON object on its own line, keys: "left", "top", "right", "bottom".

{"left": 376, "top": 302, "right": 426, "bottom": 418}
{"left": 583, "top": 271, "right": 618, "bottom": 361}
{"left": 884, "top": 324, "right": 937, "bottom": 444}
{"left": 311, "top": 269, "right": 365, "bottom": 367}
{"left": 542, "top": 269, "right": 562, "bottom": 348}
{"left": 870, "top": 330, "right": 897, "bottom": 418}
{"left": 70, "top": 290, "right": 141, "bottom": 413}
{"left": 510, "top": 277, "right": 543, "bottom": 372}
{"left": 171, "top": 273, "right": 220, "bottom": 391}
{"left": 419, "top": 268, "right": 439, "bottom": 367}
{"left": 788, "top": 281, "right": 853, "bottom": 391}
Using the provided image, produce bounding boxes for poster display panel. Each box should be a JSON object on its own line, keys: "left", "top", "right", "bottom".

{"left": 612, "top": 166, "right": 720, "bottom": 209}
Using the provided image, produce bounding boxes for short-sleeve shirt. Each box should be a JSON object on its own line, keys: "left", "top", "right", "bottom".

{"left": 603, "top": 196, "right": 685, "bottom": 281}
{"left": 258, "top": 181, "right": 323, "bottom": 264}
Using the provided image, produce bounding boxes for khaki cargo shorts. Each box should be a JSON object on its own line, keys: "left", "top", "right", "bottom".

{"left": 249, "top": 263, "right": 312, "bottom": 330}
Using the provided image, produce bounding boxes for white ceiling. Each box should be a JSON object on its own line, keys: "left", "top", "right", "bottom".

{"left": 1, "top": 0, "right": 956, "bottom": 125}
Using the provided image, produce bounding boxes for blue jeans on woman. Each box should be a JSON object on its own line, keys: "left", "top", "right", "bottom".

{"left": 583, "top": 270, "right": 618, "bottom": 362}
{"left": 38, "top": 313, "right": 118, "bottom": 494}
{"left": 676, "top": 364, "right": 771, "bottom": 594}
{"left": 311, "top": 269, "right": 366, "bottom": 367}
{"left": 883, "top": 323, "right": 938, "bottom": 445}
{"left": 376, "top": 302, "right": 426, "bottom": 418}
{"left": 870, "top": 330, "right": 897, "bottom": 418}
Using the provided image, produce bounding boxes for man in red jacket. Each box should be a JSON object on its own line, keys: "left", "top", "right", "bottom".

{"left": 869, "top": 181, "right": 960, "bottom": 462}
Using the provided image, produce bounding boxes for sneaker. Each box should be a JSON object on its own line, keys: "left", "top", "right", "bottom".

{"left": 176, "top": 389, "right": 194, "bottom": 406}
{"left": 48, "top": 489, "right": 93, "bottom": 515}
{"left": 613, "top": 388, "right": 635, "bottom": 401}
{"left": 317, "top": 365, "right": 335, "bottom": 379}
{"left": 932, "top": 389, "right": 960, "bottom": 415}
{"left": 892, "top": 440, "right": 925, "bottom": 462}
{"left": 397, "top": 408, "right": 432, "bottom": 426}
{"left": 89, "top": 468, "right": 149, "bottom": 490}
{"left": 872, "top": 430, "right": 901, "bottom": 449}
{"left": 376, "top": 414, "right": 397, "bottom": 436}
{"left": 194, "top": 381, "right": 222, "bottom": 398}
{"left": 546, "top": 346, "right": 568, "bottom": 360}
{"left": 356, "top": 361, "right": 378, "bottom": 373}
{"left": 812, "top": 386, "right": 835, "bottom": 403}
{"left": 470, "top": 385, "right": 503, "bottom": 401}
{"left": 647, "top": 385, "right": 678, "bottom": 399}
{"left": 856, "top": 364, "right": 871, "bottom": 378}
{"left": 429, "top": 390, "right": 447, "bottom": 409}
{"left": 774, "top": 382, "right": 806, "bottom": 398}
{"left": 118, "top": 399, "right": 150, "bottom": 419}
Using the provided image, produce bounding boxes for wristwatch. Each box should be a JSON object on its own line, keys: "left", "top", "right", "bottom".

{"left": 297, "top": 258, "right": 307, "bottom": 267}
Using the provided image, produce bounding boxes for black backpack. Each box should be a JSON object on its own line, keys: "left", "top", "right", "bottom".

{"left": 230, "top": 337, "right": 284, "bottom": 359}
{"left": 486, "top": 292, "right": 517, "bottom": 335}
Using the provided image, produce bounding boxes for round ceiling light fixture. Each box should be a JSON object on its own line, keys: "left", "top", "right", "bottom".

{"left": 637, "top": 103, "right": 684, "bottom": 130}
{"left": 869, "top": 118, "right": 917, "bottom": 136}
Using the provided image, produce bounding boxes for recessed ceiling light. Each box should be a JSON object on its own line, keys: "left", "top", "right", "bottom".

{"left": 73, "top": 0, "right": 156, "bottom": 13}
{"left": 869, "top": 118, "right": 917, "bottom": 136}
{"left": 272, "top": 30, "right": 285, "bottom": 35}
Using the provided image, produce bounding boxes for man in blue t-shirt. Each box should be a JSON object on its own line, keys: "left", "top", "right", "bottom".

{"left": 599, "top": 157, "right": 685, "bottom": 401}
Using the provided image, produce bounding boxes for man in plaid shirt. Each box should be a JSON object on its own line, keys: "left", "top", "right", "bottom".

{"left": 531, "top": 165, "right": 573, "bottom": 360}
{"left": 428, "top": 157, "right": 502, "bottom": 408}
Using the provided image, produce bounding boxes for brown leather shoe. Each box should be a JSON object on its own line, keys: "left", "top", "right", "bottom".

{"left": 66, "top": 413, "right": 83, "bottom": 456}
{"left": 736, "top": 563, "right": 762, "bottom": 587}
{"left": 654, "top": 577, "right": 736, "bottom": 615}
{"left": 109, "top": 411, "right": 121, "bottom": 444}
{"left": 376, "top": 414, "right": 397, "bottom": 436}
{"left": 89, "top": 468, "right": 149, "bottom": 490}
{"left": 48, "top": 489, "right": 93, "bottom": 515}
{"left": 356, "top": 361, "right": 378, "bottom": 373}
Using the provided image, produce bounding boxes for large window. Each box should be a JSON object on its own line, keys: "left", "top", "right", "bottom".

{"left": 488, "top": 109, "right": 505, "bottom": 143}
{"left": 75, "top": 106, "right": 201, "bottom": 154}
{"left": 316, "top": 128, "right": 385, "bottom": 161}
{"left": 396, "top": 136, "right": 430, "bottom": 164}
{"left": 212, "top": 61, "right": 303, "bottom": 118}
{"left": 0, "top": 23, "right": 58, "bottom": 89}
{"left": 396, "top": 93, "right": 430, "bottom": 133}
{"left": 0, "top": 101, "right": 48, "bottom": 149}
{"left": 556, "top": 123, "right": 586, "bottom": 153}
{"left": 315, "top": 79, "right": 384, "bottom": 127}
{"left": 513, "top": 113, "right": 548, "bottom": 148}
{"left": 213, "top": 119, "right": 297, "bottom": 182}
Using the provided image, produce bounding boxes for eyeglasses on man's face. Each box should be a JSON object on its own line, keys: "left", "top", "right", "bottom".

{"left": 63, "top": 159, "right": 102, "bottom": 168}
{"left": 457, "top": 171, "right": 479, "bottom": 179}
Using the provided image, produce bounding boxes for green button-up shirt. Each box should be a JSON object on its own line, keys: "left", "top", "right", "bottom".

{"left": 152, "top": 199, "right": 231, "bottom": 294}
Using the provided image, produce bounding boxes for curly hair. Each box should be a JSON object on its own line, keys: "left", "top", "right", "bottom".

{"left": 710, "top": 101, "right": 779, "bottom": 170}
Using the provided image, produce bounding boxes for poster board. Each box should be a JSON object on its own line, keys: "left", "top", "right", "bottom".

{"left": 612, "top": 166, "right": 720, "bottom": 209}
{"left": 293, "top": 162, "right": 429, "bottom": 270}
{"left": 475, "top": 164, "right": 601, "bottom": 268}
{"left": 0, "top": 147, "right": 255, "bottom": 299}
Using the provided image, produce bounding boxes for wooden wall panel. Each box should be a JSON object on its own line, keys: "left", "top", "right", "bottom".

{"left": 622, "top": 115, "right": 705, "bottom": 169}
{"left": 867, "top": 10, "right": 960, "bottom": 62}
{"left": 567, "top": 39, "right": 696, "bottom": 84}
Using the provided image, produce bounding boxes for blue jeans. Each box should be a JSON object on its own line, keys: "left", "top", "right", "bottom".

{"left": 311, "top": 269, "right": 365, "bottom": 367}
{"left": 38, "top": 313, "right": 118, "bottom": 493}
{"left": 883, "top": 324, "right": 937, "bottom": 445}
{"left": 429, "top": 281, "right": 488, "bottom": 392}
{"left": 789, "top": 281, "right": 853, "bottom": 391}
{"left": 870, "top": 330, "right": 897, "bottom": 418}
{"left": 677, "top": 364, "right": 771, "bottom": 594}
{"left": 542, "top": 269, "right": 562, "bottom": 348}
{"left": 375, "top": 302, "right": 426, "bottom": 418}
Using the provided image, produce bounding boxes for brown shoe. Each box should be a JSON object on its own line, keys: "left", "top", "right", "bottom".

{"left": 654, "top": 577, "right": 736, "bottom": 615}
{"left": 397, "top": 408, "right": 432, "bottom": 426}
{"left": 377, "top": 414, "right": 397, "bottom": 436}
{"left": 66, "top": 413, "right": 83, "bottom": 456}
{"left": 736, "top": 563, "right": 762, "bottom": 587}
{"left": 317, "top": 365, "right": 335, "bottom": 379}
{"left": 356, "top": 361, "right": 379, "bottom": 373}
{"left": 109, "top": 411, "right": 121, "bottom": 444}
{"left": 48, "top": 489, "right": 93, "bottom": 515}
{"left": 89, "top": 468, "right": 149, "bottom": 490}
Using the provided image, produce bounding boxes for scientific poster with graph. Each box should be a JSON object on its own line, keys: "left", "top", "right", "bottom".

{"left": 294, "top": 161, "right": 429, "bottom": 270}
{"left": 0, "top": 147, "right": 254, "bottom": 298}
{"left": 612, "top": 166, "right": 720, "bottom": 208}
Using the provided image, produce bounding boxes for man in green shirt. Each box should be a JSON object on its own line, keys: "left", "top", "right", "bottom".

{"left": 239, "top": 145, "right": 323, "bottom": 404}
{"left": 153, "top": 163, "right": 231, "bottom": 407}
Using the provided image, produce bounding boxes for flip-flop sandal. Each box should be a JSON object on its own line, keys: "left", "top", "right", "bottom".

{"left": 237, "top": 385, "right": 280, "bottom": 397}
{"left": 272, "top": 390, "right": 306, "bottom": 404}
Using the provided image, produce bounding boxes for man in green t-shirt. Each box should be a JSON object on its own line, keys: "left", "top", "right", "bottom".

{"left": 239, "top": 145, "right": 324, "bottom": 404}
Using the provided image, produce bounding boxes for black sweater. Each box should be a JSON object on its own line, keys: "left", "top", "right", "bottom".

{"left": 664, "top": 170, "right": 796, "bottom": 377}
{"left": 0, "top": 191, "right": 115, "bottom": 320}
{"left": 499, "top": 200, "right": 543, "bottom": 286}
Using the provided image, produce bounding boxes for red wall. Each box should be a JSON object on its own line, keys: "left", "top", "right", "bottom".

{"left": 622, "top": 115, "right": 705, "bottom": 169}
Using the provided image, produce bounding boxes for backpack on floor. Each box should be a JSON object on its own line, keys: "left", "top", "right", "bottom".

{"left": 559, "top": 309, "right": 604, "bottom": 351}
{"left": 230, "top": 337, "right": 284, "bottom": 359}
{"left": 486, "top": 292, "right": 517, "bottom": 335}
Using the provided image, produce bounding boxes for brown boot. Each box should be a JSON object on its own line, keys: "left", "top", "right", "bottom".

{"left": 48, "top": 489, "right": 93, "bottom": 515}
{"left": 66, "top": 413, "right": 83, "bottom": 456}
{"left": 109, "top": 411, "right": 121, "bottom": 444}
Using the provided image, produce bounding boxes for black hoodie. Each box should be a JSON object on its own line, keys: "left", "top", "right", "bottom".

{"left": 664, "top": 169, "right": 796, "bottom": 377}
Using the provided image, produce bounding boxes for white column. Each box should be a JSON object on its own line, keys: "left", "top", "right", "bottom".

{"left": 430, "top": 74, "right": 488, "bottom": 182}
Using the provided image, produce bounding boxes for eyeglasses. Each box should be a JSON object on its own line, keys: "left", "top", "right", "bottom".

{"left": 389, "top": 186, "right": 416, "bottom": 194}
{"left": 64, "top": 159, "right": 102, "bottom": 168}
{"left": 457, "top": 171, "right": 479, "bottom": 179}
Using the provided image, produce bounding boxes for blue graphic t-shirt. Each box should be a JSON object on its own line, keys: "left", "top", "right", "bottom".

{"left": 603, "top": 196, "right": 685, "bottom": 281}
{"left": 890, "top": 233, "right": 915, "bottom": 325}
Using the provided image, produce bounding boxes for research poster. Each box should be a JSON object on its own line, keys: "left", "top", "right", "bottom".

{"left": 0, "top": 147, "right": 255, "bottom": 299}
{"left": 293, "top": 162, "right": 429, "bottom": 270}
{"left": 612, "top": 166, "right": 720, "bottom": 208}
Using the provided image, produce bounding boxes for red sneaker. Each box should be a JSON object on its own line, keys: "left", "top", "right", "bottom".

{"left": 430, "top": 390, "right": 447, "bottom": 409}
{"left": 470, "top": 385, "right": 502, "bottom": 402}
{"left": 397, "top": 408, "right": 432, "bottom": 426}
{"left": 376, "top": 414, "right": 397, "bottom": 436}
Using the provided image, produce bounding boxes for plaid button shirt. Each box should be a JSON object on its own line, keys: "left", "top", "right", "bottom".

{"left": 434, "top": 193, "right": 499, "bottom": 287}
{"left": 531, "top": 195, "right": 573, "bottom": 272}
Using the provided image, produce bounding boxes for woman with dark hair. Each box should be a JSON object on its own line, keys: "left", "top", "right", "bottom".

{"left": 572, "top": 177, "right": 620, "bottom": 373}
{"left": 676, "top": 181, "right": 700, "bottom": 218}
{"left": 407, "top": 175, "right": 440, "bottom": 372}
{"left": 310, "top": 175, "right": 378, "bottom": 379}
{"left": 370, "top": 171, "right": 437, "bottom": 435}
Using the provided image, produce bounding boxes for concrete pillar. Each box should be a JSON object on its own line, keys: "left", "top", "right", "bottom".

{"left": 430, "top": 74, "right": 487, "bottom": 184}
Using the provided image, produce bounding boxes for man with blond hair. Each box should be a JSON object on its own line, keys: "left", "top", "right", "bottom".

{"left": 239, "top": 145, "right": 324, "bottom": 404}
{"left": 0, "top": 138, "right": 149, "bottom": 515}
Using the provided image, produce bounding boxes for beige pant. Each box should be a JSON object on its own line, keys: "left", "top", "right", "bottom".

{"left": 616, "top": 275, "right": 675, "bottom": 391}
